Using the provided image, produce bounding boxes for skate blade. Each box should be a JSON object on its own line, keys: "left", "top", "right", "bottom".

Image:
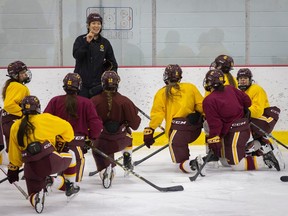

{"left": 66, "top": 192, "right": 79, "bottom": 203}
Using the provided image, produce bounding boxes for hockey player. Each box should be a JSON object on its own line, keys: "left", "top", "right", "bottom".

{"left": 205, "top": 54, "right": 237, "bottom": 96}
{"left": 7, "top": 95, "right": 80, "bottom": 213}
{"left": 210, "top": 54, "right": 237, "bottom": 87}
{"left": 44, "top": 73, "right": 103, "bottom": 183}
{"left": 237, "top": 68, "right": 284, "bottom": 168}
{"left": 143, "top": 64, "right": 205, "bottom": 174}
{"left": 90, "top": 71, "right": 141, "bottom": 188}
{"left": 1, "top": 61, "right": 31, "bottom": 158}
{"left": 202, "top": 69, "right": 284, "bottom": 171}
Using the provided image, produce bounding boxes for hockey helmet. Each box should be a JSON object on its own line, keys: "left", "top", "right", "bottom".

{"left": 237, "top": 68, "right": 253, "bottom": 91}
{"left": 21, "top": 95, "right": 41, "bottom": 115}
{"left": 203, "top": 69, "right": 225, "bottom": 92}
{"left": 237, "top": 68, "right": 253, "bottom": 80}
{"left": 7, "top": 60, "right": 32, "bottom": 83}
{"left": 101, "top": 71, "right": 120, "bottom": 91}
{"left": 163, "top": 64, "right": 183, "bottom": 85}
{"left": 63, "top": 73, "right": 82, "bottom": 93}
{"left": 210, "top": 55, "right": 234, "bottom": 73}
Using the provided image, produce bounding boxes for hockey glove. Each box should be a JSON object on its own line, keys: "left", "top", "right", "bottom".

{"left": 187, "top": 111, "right": 202, "bottom": 125}
{"left": 83, "top": 139, "right": 94, "bottom": 154}
{"left": 55, "top": 135, "right": 69, "bottom": 153}
{"left": 7, "top": 163, "right": 20, "bottom": 184}
{"left": 244, "top": 108, "right": 251, "bottom": 120}
{"left": 207, "top": 136, "right": 222, "bottom": 157}
{"left": 143, "top": 127, "right": 155, "bottom": 148}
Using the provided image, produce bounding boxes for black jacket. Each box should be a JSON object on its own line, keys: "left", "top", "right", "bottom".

{"left": 73, "top": 34, "right": 118, "bottom": 88}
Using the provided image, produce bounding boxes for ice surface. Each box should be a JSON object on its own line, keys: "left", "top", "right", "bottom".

{"left": 1, "top": 145, "right": 288, "bottom": 216}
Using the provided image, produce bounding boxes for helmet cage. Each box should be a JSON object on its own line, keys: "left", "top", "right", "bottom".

{"left": 7, "top": 61, "right": 30, "bottom": 82}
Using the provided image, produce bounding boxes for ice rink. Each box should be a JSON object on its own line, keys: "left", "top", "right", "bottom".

{"left": 1, "top": 144, "right": 288, "bottom": 216}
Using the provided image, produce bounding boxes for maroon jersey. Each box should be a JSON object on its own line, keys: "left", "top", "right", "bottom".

{"left": 203, "top": 85, "right": 251, "bottom": 138}
{"left": 90, "top": 91, "right": 141, "bottom": 130}
{"left": 44, "top": 95, "right": 102, "bottom": 139}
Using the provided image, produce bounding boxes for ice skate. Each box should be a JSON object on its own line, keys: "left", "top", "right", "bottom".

{"left": 101, "top": 164, "right": 114, "bottom": 189}
{"left": 45, "top": 176, "right": 53, "bottom": 193}
{"left": 31, "top": 189, "right": 45, "bottom": 214}
{"left": 65, "top": 179, "right": 80, "bottom": 201}
{"left": 263, "top": 143, "right": 285, "bottom": 171}
{"left": 123, "top": 152, "right": 133, "bottom": 176}
{"left": 190, "top": 155, "right": 206, "bottom": 176}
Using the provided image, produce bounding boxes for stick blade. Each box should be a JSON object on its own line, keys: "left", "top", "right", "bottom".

{"left": 158, "top": 185, "right": 184, "bottom": 192}
{"left": 89, "top": 171, "right": 98, "bottom": 176}
{"left": 189, "top": 172, "right": 200, "bottom": 181}
{"left": 280, "top": 176, "right": 288, "bottom": 182}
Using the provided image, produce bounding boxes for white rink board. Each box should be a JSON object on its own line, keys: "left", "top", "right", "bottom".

{"left": 1, "top": 66, "right": 287, "bottom": 131}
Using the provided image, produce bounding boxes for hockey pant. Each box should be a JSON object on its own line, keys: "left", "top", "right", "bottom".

{"left": 168, "top": 117, "right": 202, "bottom": 163}
{"left": 22, "top": 143, "right": 76, "bottom": 195}
{"left": 250, "top": 106, "right": 280, "bottom": 139}
{"left": 92, "top": 125, "right": 133, "bottom": 172}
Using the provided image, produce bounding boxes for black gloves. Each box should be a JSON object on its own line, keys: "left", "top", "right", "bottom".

{"left": 244, "top": 108, "right": 251, "bottom": 120}
{"left": 7, "top": 163, "right": 19, "bottom": 184}
{"left": 143, "top": 127, "right": 155, "bottom": 148}
{"left": 83, "top": 139, "right": 93, "bottom": 154}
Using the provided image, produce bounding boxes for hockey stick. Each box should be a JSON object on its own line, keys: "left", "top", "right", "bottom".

{"left": 250, "top": 122, "right": 288, "bottom": 150}
{"left": 0, "top": 108, "right": 6, "bottom": 152}
{"left": 133, "top": 143, "right": 169, "bottom": 166}
{"left": 0, "top": 168, "right": 28, "bottom": 199}
{"left": 87, "top": 143, "right": 184, "bottom": 192}
{"left": 88, "top": 131, "right": 166, "bottom": 176}
{"left": 189, "top": 150, "right": 213, "bottom": 182}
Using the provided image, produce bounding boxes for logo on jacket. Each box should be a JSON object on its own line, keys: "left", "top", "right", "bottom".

{"left": 100, "top": 44, "right": 104, "bottom": 52}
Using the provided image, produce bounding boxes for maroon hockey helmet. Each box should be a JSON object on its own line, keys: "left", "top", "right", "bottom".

{"left": 63, "top": 73, "right": 82, "bottom": 93}
{"left": 86, "top": 13, "right": 103, "bottom": 25}
{"left": 21, "top": 95, "right": 41, "bottom": 115}
{"left": 237, "top": 68, "right": 253, "bottom": 91}
{"left": 101, "top": 71, "right": 120, "bottom": 91}
{"left": 163, "top": 64, "right": 183, "bottom": 85}
{"left": 7, "top": 60, "right": 31, "bottom": 83}
{"left": 237, "top": 68, "right": 253, "bottom": 80}
{"left": 210, "top": 55, "right": 234, "bottom": 73}
{"left": 203, "top": 69, "right": 225, "bottom": 92}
